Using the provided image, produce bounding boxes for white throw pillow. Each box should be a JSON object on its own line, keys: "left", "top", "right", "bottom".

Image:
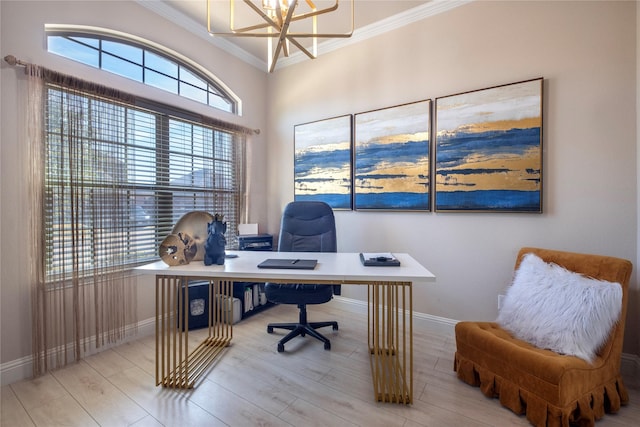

{"left": 496, "top": 253, "right": 622, "bottom": 363}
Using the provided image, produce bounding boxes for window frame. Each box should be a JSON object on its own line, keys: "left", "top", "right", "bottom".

{"left": 45, "top": 24, "right": 243, "bottom": 116}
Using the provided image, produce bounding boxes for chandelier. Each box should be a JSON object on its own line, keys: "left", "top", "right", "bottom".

{"left": 207, "top": 0, "right": 354, "bottom": 73}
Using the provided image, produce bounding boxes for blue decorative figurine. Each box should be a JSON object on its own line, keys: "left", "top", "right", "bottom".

{"left": 204, "top": 214, "right": 227, "bottom": 266}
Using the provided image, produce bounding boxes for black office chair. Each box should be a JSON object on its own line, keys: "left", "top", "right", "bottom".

{"left": 265, "top": 201, "right": 339, "bottom": 352}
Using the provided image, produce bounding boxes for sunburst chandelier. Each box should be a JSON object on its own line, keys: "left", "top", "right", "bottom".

{"left": 207, "top": 0, "right": 354, "bottom": 73}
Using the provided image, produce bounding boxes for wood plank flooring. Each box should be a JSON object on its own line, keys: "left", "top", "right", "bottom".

{"left": 2, "top": 301, "right": 639, "bottom": 426}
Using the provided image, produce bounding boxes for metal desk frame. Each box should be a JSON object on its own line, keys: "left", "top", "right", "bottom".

{"left": 137, "top": 251, "right": 435, "bottom": 404}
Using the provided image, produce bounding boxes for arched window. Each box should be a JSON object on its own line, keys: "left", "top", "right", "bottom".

{"left": 46, "top": 25, "right": 241, "bottom": 115}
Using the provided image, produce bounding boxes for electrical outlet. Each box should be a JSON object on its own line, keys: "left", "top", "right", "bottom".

{"left": 498, "top": 294, "right": 505, "bottom": 311}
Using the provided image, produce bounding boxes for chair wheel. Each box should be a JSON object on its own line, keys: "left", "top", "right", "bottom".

{"left": 267, "top": 326, "right": 273, "bottom": 333}
{"left": 277, "top": 343, "right": 284, "bottom": 352}
{"left": 333, "top": 324, "right": 339, "bottom": 331}
{"left": 324, "top": 341, "right": 331, "bottom": 350}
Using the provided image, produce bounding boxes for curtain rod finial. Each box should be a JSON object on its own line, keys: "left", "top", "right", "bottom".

{"left": 4, "top": 55, "right": 27, "bottom": 67}
{"left": 4, "top": 55, "right": 18, "bottom": 66}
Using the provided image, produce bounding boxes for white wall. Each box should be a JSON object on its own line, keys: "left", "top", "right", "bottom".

{"left": 0, "top": 1, "right": 268, "bottom": 366}
{"left": 266, "top": 0, "right": 639, "bottom": 355}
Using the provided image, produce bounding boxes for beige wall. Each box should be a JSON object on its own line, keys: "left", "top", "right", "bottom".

{"left": 267, "top": 0, "right": 639, "bottom": 355}
{"left": 1, "top": 0, "right": 638, "bottom": 381}
{"left": 0, "top": 1, "right": 268, "bottom": 368}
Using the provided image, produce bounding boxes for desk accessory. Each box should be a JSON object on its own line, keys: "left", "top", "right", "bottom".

{"left": 171, "top": 211, "right": 214, "bottom": 261}
{"left": 204, "top": 214, "right": 226, "bottom": 265}
{"left": 257, "top": 258, "right": 318, "bottom": 269}
{"left": 360, "top": 252, "right": 401, "bottom": 266}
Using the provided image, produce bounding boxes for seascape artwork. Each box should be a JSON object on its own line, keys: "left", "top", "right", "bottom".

{"left": 435, "top": 78, "right": 543, "bottom": 212}
{"left": 354, "top": 100, "right": 431, "bottom": 210}
{"left": 294, "top": 115, "right": 352, "bottom": 210}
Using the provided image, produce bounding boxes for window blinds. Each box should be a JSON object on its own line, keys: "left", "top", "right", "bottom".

{"left": 43, "top": 82, "right": 244, "bottom": 282}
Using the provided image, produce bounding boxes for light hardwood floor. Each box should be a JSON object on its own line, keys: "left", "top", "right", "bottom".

{"left": 2, "top": 301, "right": 639, "bottom": 427}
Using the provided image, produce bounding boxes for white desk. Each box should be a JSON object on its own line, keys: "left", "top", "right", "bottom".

{"left": 136, "top": 251, "right": 435, "bottom": 404}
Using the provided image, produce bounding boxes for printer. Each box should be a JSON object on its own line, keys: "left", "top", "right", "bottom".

{"left": 238, "top": 234, "right": 273, "bottom": 251}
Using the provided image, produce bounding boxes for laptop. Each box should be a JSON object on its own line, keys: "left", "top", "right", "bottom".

{"left": 257, "top": 258, "right": 318, "bottom": 270}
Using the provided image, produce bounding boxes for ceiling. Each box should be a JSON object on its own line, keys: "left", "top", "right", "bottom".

{"left": 138, "top": 1, "right": 466, "bottom": 72}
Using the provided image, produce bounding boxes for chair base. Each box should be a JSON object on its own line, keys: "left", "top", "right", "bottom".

{"left": 267, "top": 304, "right": 338, "bottom": 352}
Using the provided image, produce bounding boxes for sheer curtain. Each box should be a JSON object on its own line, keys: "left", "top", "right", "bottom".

{"left": 26, "top": 65, "right": 139, "bottom": 376}
{"left": 25, "top": 65, "right": 47, "bottom": 376}
{"left": 25, "top": 64, "right": 253, "bottom": 376}
{"left": 22, "top": 62, "right": 250, "bottom": 377}
{"left": 238, "top": 132, "right": 250, "bottom": 224}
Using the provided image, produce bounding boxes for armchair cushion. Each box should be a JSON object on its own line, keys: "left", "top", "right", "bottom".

{"left": 496, "top": 253, "right": 622, "bottom": 363}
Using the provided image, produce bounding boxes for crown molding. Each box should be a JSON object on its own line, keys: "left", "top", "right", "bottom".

{"left": 137, "top": 0, "right": 472, "bottom": 73}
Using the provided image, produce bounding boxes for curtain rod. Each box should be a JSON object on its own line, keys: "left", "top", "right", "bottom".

{"left": 4, "top": 54, "right": 260, "bottom": 135}
{"left": 4, "top": 55, "right": 28, "bottom": 67}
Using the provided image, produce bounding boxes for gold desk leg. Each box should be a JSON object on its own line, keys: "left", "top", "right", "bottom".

{"left": 156, "top": 276, "right": 233, "bottom": 389}
{"left": 368, "top": 281, "right": 412, "bottom": 404}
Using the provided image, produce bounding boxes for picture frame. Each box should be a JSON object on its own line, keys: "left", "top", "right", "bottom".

{"left": 354, "top": 100, "right": 431, "bottom": 211}
{"left": 294, "top": 114, "right": 353, "bottom": 210}
{"left": 434, "top": 78, "right": 543, "bottom": 212}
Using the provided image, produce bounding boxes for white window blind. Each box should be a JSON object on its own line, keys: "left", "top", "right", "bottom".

{"left": 44, "top": 83, "right": 244, "bottom": 282}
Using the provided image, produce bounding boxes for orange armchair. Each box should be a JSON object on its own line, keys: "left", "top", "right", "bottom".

{"left": 454, "top": 247, "right": 632, "bottom": 427}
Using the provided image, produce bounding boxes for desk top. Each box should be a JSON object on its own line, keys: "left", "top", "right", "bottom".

{"left": 136, "top": 251, "right": 435, "bottom": 284}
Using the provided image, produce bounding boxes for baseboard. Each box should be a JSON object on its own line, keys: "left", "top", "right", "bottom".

{"left": 3, "top": 298, "right": 639, "bottom": 389}
{"left": 332, "top": 296, "right": 458, "bottom": 335}
{"left": 0, "top": 317, "right": 155, "bottom": 386}
{"left": 621, "top": 353, "right": 640, "bottom": 389}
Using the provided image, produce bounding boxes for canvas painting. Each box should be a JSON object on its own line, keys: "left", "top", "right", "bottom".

{"left": 354, "top": 100, "right": 431, "bottom": 211}
{"left": 435, "top": 78, "right": 543, "bottom": 212}
{"left": 294, "top": 115, "right": 353, "bottom": 210}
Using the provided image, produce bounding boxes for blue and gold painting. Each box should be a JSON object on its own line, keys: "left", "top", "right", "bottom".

{"left": 435, "top": 78, "right": 543, "bottom": 212}
{"left": 354, "top": 100, "right": 431, "bottom": 210}
{"left": 294, "top": 115, "right": 352, "bottom": 210}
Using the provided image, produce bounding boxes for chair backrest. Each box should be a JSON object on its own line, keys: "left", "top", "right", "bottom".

{"left": 515, "top": 247, "right": 632, "bottom": 364}
{"left": 278, "top": 201, "right": 337, "bottom": 253}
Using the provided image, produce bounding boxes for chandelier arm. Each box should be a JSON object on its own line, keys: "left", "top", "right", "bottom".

{"left": 274, "top": 0, "right": 287, "bottom": 29}
{"left": 212, "top": 14, "right": 320, "bottom": 34}
{"left": 241, "top": 0, "right": 281, "bottom": 30}
{"left": 209, "top": 32, "right": 353, "bottom": 38}
{"left": 286, "top": 36, "right": 316, "bottom": 60}
{"left": 280, "top": 32, "right": 353, "bottom": 38}
{"left": 208, "top": 0, "right": 278, "bottom": 35}
{"left": 275, "top": 0, "right": 289, "bottom": 57}
{"left": 221, "top": 22, "right": 280, "bottom": 35}
{"left": 269, "top": 0, "right": 298, "bottom": 73}
{"left": 269, "top": 3, "right": 340, "bottom": 25}
{"left": 269, "top": 41, "right": 282, "bottom": 72}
